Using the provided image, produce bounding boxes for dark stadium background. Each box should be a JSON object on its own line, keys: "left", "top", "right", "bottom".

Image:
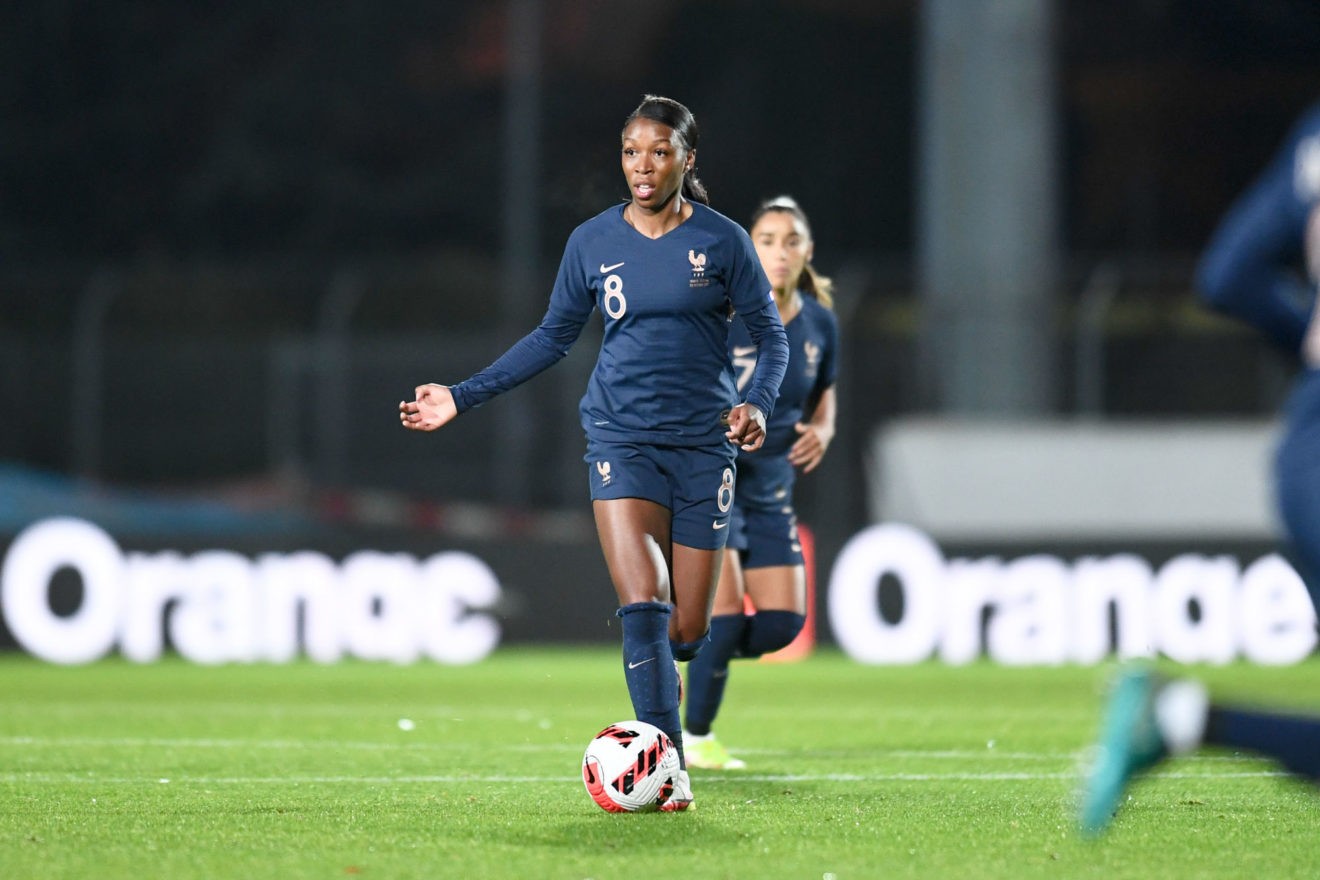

{"left": 4, "top": 0, "right": 1320, "bottom": 647}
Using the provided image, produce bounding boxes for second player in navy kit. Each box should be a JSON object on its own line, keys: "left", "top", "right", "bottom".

{"left": 683, "top": 196, "right": 840, "bottom": 770}
{"left": 1079, "top": 100, "right": 1320, "bottom": 836}
{"left": 400, "top": 95, "right": 789, "bottom": 811}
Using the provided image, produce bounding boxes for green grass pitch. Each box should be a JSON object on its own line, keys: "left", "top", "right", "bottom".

{"left": 3, "top": 647, "right": 1319, "bottom": 879}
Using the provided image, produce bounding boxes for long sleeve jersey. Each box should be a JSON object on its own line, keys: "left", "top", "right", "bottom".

{"left": 451, "top": 201, "right": 789, "bottom": 447}
{"left": 1196, "top": 102, "right": 1320, "bottom": 353}
{"left": 727, "top": 293, "right": 839, "bottom": 459}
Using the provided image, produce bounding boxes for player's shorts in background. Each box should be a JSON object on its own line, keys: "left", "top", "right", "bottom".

{"left": 726, "top": 451, "right": 802, "bottom": 568}
{"left": 585, "top": 439, "right": 737, "bottom": 551}
{"left": 727, "top": 500, "right": 803, "bottom": 568}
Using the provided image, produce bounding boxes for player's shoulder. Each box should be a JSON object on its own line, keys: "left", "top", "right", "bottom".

{"left": 799, "top": 293, "right": 838, "bottom": 326}
{"left": 687, "top": 202, "right": 752, "bottom": 242}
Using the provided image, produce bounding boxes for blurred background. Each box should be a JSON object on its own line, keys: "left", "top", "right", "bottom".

{"left": 4, "top": 0, "right": 1320, "bottom": 648}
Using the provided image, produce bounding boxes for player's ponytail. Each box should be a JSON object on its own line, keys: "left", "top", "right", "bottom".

{"left": 623, "top": 94, "right": 710, "bottom": 206}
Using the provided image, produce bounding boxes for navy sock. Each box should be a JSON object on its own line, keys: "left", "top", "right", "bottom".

{"left": 1206, "top": 706, "right": 1320, "bottom": 781}
{"left": 683, "top": 613, "right": 747, "bottom": 736}
{"left": 670, "top": 632, "right": 707, "bottom": 662}
{"left": 739, "top": 610, "right": 806, "bottom": 658}
{"left": 617, "top": 602, "right": 685, "bottom": 767}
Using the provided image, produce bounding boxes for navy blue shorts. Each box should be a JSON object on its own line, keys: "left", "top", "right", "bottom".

{"left": 585, "top": 440, "right": 737, "bottom": 551}
{"left": 727, "top": 500, "right": 803, "bottom": 568}
{"left": 725, "top": 454, "right": 802, "bottom": 569}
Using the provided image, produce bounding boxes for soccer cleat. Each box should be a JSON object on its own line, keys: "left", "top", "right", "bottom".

{"left": 683, "top": 731, "right": 746, "bottom": 770}
{"left": 659, "top": 769, "right": 694, "bottom": 812}
{"left": 1078, "top": 666, "right": 1170, "bottom": 836}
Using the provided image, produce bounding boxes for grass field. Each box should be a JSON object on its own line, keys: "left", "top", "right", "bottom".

{"left": 4, "top": 647, "right": 1320, "bottom": 880}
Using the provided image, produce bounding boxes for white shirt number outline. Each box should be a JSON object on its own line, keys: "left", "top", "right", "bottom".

{"left": 731, "top": 345, "right": 757, "bottom": 392}
{"left": 603, "top": 273, "right": 626, "bottom": 319}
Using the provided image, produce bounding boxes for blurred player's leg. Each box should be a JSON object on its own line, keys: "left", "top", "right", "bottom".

{"left": 1080, "top": 667, "right": 1206, "bottom": 835}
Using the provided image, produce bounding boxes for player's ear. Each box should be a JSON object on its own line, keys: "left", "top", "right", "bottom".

{"left": 684, "top": 150, "right": 695, "bottom": 172}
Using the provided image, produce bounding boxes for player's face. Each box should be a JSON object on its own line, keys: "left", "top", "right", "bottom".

{"left": 751, "top": 210, "right": 813, "bottom": 295}
{"left": 621, "top": 118, "right": 692, "bottom": 212}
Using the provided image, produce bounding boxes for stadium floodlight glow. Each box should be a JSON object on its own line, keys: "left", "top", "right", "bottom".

{"left": 0, "top": 517, "right": 502, "bottom": 666}
{"left": 827, "top": 522, "right": 1318, "bottom": 666}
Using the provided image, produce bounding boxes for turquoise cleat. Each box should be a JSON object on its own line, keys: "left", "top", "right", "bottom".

{"left": 1079, "top": 666, "right": 1170, "bottom": 836}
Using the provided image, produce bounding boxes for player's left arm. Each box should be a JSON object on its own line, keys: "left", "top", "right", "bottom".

{"left": 727, "top": 229, "right": 789, "bottom": 427}
{"left": 789, "top": 308, "right": 840, "bottom": 472}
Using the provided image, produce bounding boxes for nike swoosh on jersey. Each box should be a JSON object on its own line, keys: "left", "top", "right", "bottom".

{"left": 732, "top": 345, "right": 757, "bottom": 357}
{"left": 627, "top": 657, "right": 655, "bottom": 669}
{"left": 712, "top": 520, "right": 729, "bottom": 530}
{"left": 600, "top": 261, "right": 625, "bottom": 273}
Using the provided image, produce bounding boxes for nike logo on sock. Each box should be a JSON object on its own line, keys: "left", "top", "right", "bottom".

{"left": 627, "top": 657, "right": 655, "bottom": 669}
{"left": 600, "top": 261, "right": 625, "bottom": 273}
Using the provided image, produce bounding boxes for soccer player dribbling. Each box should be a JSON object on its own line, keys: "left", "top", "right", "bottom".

{"left": 400, "top": 95, "right": 788, "bottom": 811}
{"left": 683, "top": 196, "right": 840, "bottom": 771}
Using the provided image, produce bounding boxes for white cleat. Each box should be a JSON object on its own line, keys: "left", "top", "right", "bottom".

{"left": 659, "top": 769, "right": 694, "bottom": 812}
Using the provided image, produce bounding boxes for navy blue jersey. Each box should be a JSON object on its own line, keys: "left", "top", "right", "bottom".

{"left": 728, "top": 293, "right": 839, "bottom": 459}
{"left": 1196, "top": 102, "right": 1320, "bottom": 352}
{"left": 450, "top": 202, "right": 789, "bottom": 447}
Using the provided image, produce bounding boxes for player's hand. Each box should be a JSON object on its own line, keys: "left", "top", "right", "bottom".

{"left": 724, "top": 403, "right": 766, "bottom": 452}
{"left": 788, "top": 421, "right": 834, "bottom": 473}
{"left": 399, "top": 383, "right": 458, "bottom": 432}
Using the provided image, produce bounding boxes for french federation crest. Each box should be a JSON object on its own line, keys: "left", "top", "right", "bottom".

{"left": 688, "top": 250, "right": 710, "bottom": 288}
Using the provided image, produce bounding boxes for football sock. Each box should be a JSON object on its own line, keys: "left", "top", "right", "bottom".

{"left": 739, "top": 610, "right": 806, "bottom": 658}
{"left": 670, "top": 632, "right": 707, "bottom": 662}
{"left": 617, "top": 601, "right": 685, "bottom": 767}
{"left": 1206, "top": 706, "right": 1320, "bottom": 781}
{"left": 683, "top": 613, "right": 747, "bottom": 737}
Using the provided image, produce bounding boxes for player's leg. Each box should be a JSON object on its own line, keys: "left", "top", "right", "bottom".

{"left": 684, "top": 546, "right": 750, "bottom": 769}
{"left": 1078, "top": 666, "right": 1205, "bottom": 835}
{"left": 664, "top": 443, "right": 738, "bottom": 653}
{"left": 660, "top": 445, "right": 738, "bottom": 808}
{"left": 1080, "top": 664, "right": 1320, "bottom": 835}
{"left": 1203, "top": 704, "right": 1320, "bottom": 782}
{"left": 1274, "top": 387, "right": 1320, "bottom": 617}
{"left": 587, "top": 441, "right": 689, "bottom": 788}
{"left": 593, "top": 497, "right": 687, "bottom": 776}
{"left": 741, "top": 563, "right": 807, "bottom": 656}
{"left": 738, "top": 504, "right": 808, "bottom": 657}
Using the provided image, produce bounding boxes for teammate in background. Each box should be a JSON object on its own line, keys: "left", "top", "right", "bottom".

{"left": 400, "top": 95, "right": 788, "bottom": 812}
{"left": 683, "top": 196, "right": 839, "bottom": 770}
{"left": 1080, "top": 102, "right": 1320, "bottom": 836}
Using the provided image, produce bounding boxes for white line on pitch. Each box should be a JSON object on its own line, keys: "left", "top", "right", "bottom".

{"left": 0, "top": 770, "right": 1288, "bottom": 786}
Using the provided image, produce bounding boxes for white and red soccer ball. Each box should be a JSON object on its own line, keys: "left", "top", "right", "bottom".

{"left": 582, "top": 720, "right": 680, "bottom": 812}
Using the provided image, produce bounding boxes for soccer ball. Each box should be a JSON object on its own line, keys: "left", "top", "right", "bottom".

{"left": 582, "top": 720, "right": 680, "bottom": 813}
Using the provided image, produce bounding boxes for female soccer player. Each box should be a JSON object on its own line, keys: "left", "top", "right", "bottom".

{"left": 683, "top": 196, "right": 839, "bottom": 770}
{"left": 400, "top": 95, "right": 789, "bottom": 811}
{"left": 1080, "top": 100, "right": 1320, "bottom": 835}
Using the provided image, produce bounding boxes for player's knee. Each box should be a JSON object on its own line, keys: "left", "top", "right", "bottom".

{"left": 740, "top": 610, "right": 805, "bottom": 658}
